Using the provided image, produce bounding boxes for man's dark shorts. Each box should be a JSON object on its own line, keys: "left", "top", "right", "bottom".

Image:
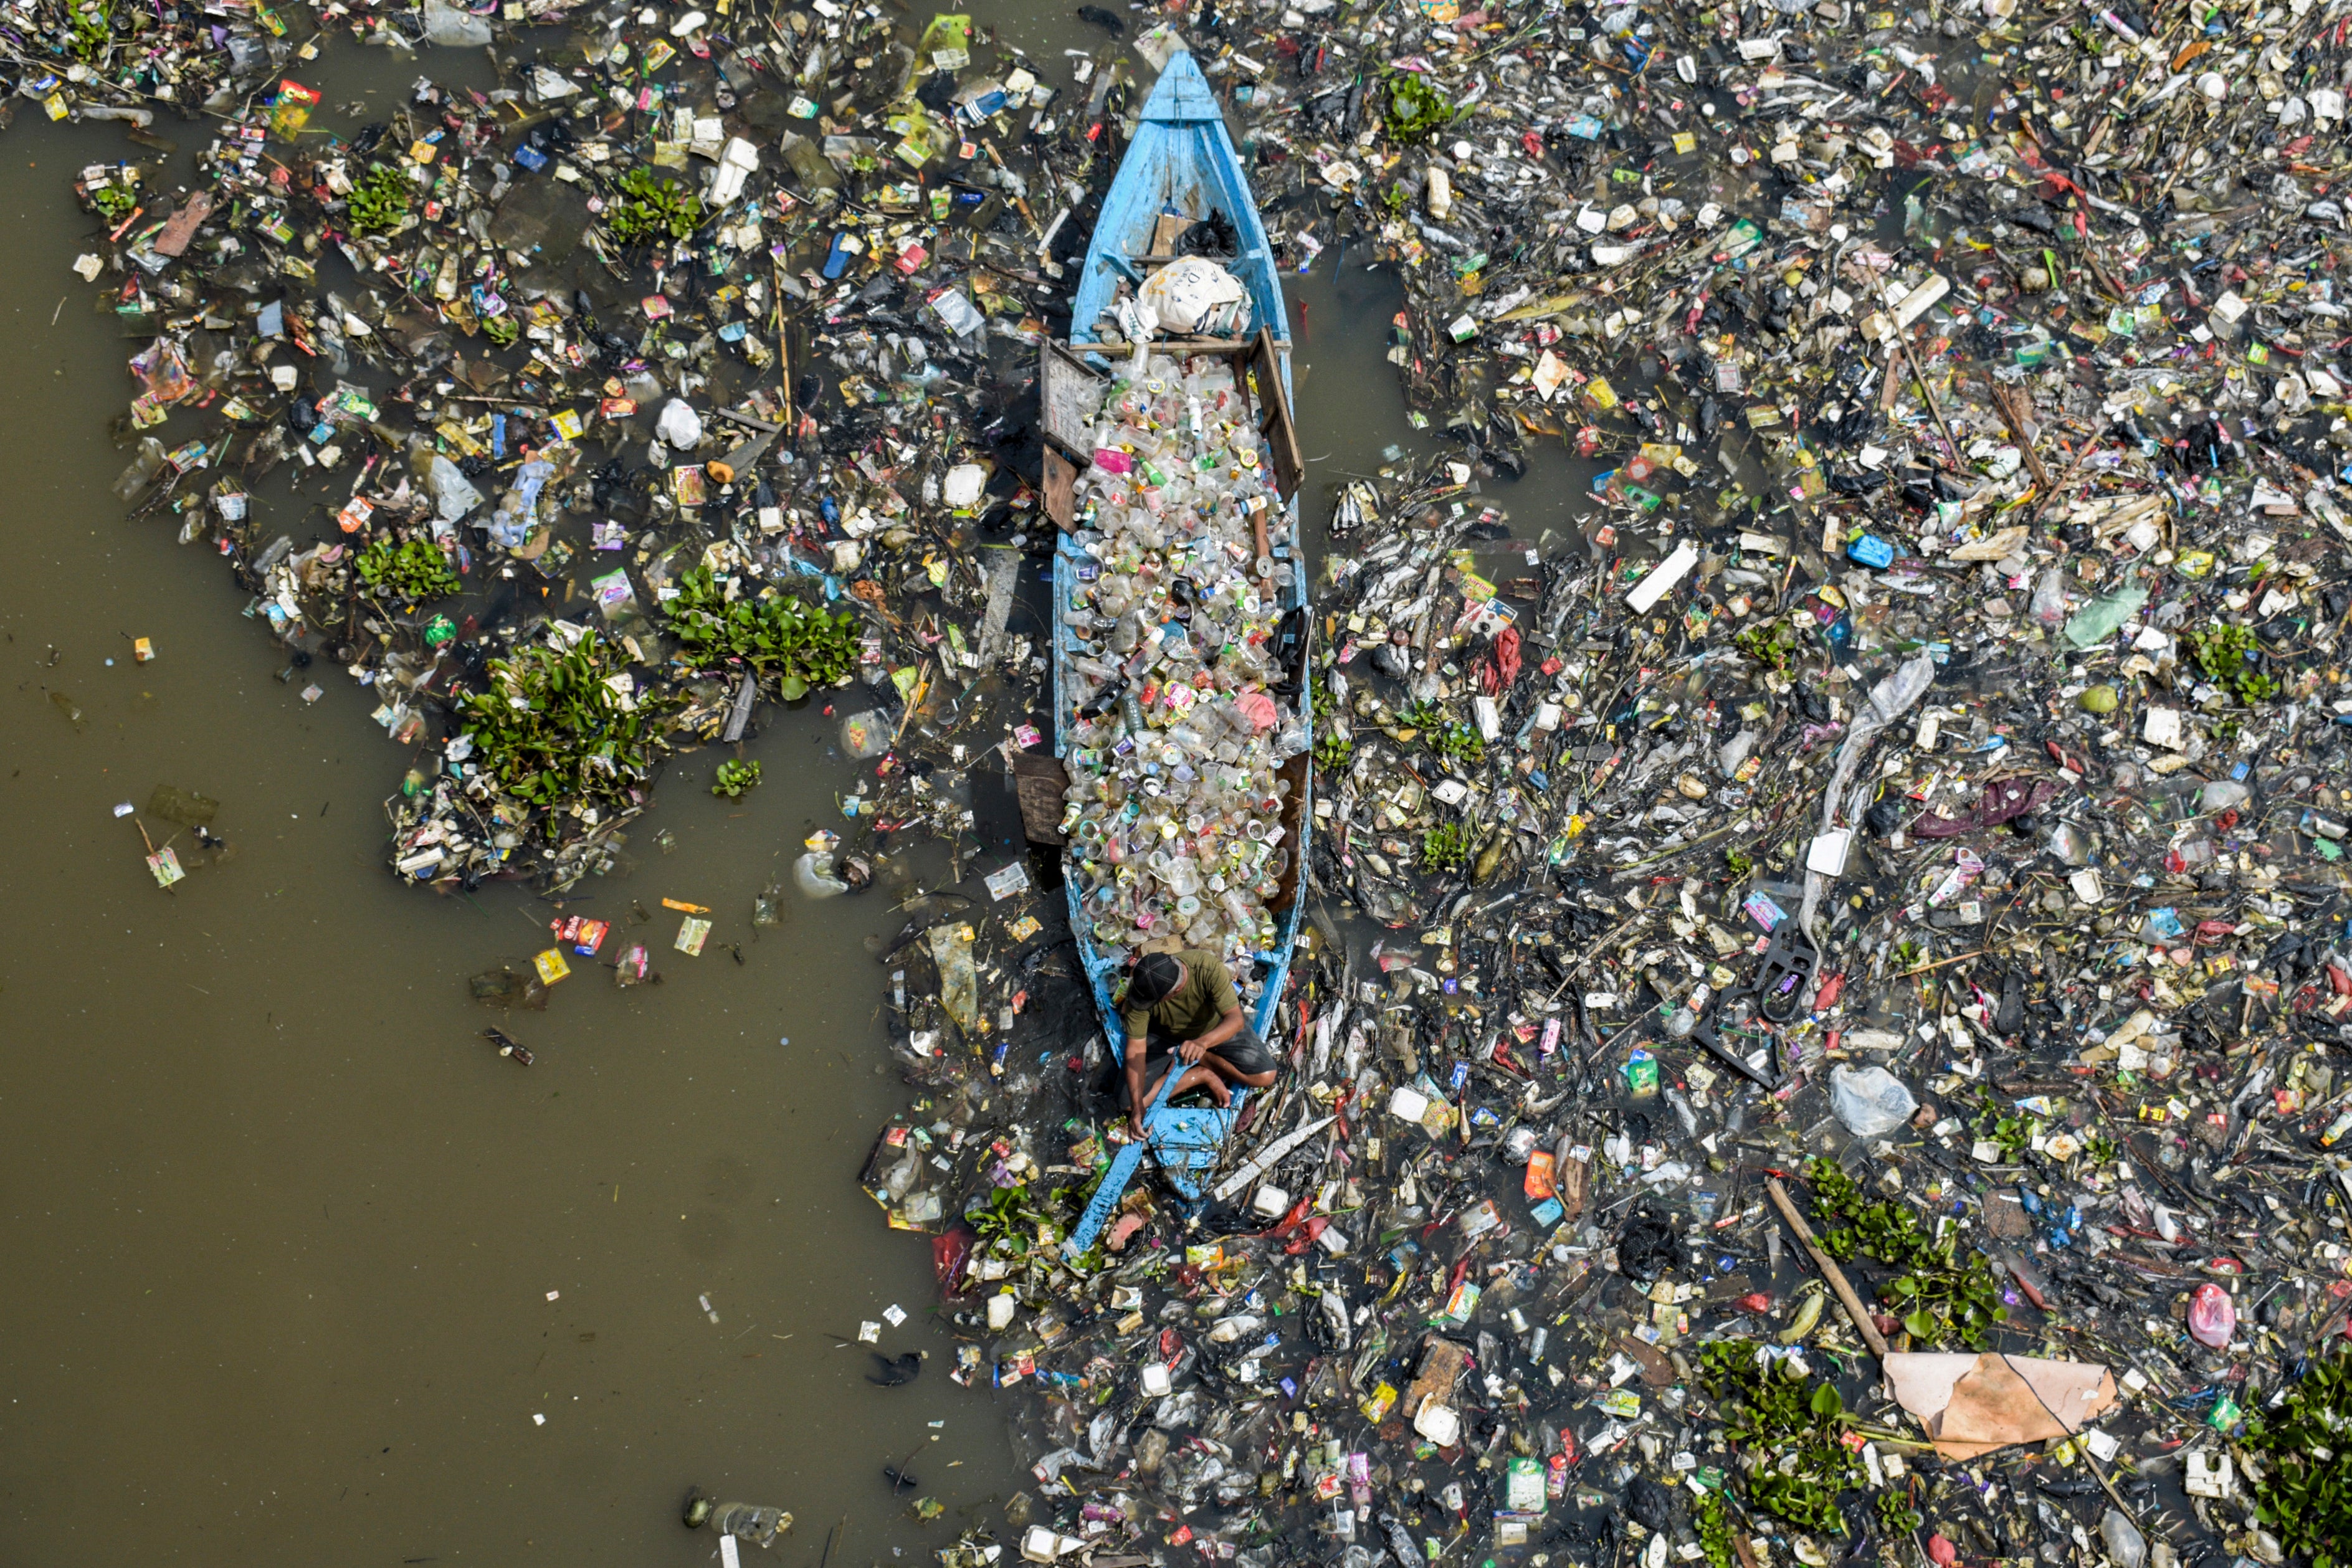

{"left": 1109, "top": 1025, "right": 1277, "bottom": 1108}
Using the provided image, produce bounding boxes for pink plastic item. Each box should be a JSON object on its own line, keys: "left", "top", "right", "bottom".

{"left": 2188, "top": 1281, "right": 2237, "bottom": 1348}
{"left": 1232, "top": 690, "right": 1278, "bottom": 733}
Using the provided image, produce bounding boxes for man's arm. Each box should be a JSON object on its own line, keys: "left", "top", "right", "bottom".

{"left": 1125, "top": 1033, "right": 1150, "bottom": 1134}
{"left": 1179, "top": 961, "right": 1247, "bottom": 1061}
{"left": 1180, "top": 1005, "right": 1246, "bottom": 1061}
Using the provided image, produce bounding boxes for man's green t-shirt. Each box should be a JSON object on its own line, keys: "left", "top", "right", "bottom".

{"left": 1122, "top": 949, "right": 1241, "bottom": 1045}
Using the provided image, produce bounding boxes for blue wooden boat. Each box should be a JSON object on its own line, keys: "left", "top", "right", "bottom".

{"left": 1042, "top": 49, "right": 1310, "bottom": 1257}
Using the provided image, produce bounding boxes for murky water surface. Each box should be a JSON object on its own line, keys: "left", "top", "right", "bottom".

{"left": 0, "top": 19, "right": 1546, "bottom": 1559}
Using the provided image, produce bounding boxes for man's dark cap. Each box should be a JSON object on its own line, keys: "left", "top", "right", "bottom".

{"left": 1129, "top": 951, "right": 1182, "bottom": 1004}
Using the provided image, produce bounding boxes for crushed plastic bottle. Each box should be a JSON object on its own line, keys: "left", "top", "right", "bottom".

{"left": 2100, "top": 1508, "right": 2146, "bottom": 1568}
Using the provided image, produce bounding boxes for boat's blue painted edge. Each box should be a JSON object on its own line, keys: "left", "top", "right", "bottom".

{"left": 1053, "top": 51, "right": 1309, "bottom": 1257}
{"left": 1139, "top": 49, "right": 1222, "bottom": 123}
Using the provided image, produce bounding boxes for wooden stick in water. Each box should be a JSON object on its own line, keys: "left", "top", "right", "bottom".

{"left": 1766, "top": 1176, "right": 1890, "bottom": 1361}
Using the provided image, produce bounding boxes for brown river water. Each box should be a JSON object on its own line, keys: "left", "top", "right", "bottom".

{"left": 0, "top": 12, "right": 1553, "bottom": 1557}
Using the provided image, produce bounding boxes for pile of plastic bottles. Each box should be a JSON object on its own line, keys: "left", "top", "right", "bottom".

{"left": 1059, "top": 356, "right": 1304, "bottom": 966}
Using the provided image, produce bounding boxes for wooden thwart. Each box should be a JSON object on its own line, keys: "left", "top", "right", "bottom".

{"left": 1039, "top": 342, "right": 1107, "bottom": 457}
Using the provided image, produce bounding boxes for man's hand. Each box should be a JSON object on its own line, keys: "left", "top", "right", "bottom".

{"left": 1178, "top": 1038, "right": 1209, "bottom": 1065}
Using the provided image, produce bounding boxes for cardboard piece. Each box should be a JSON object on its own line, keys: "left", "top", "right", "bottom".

{"left": 1884, "top": 1351, "right": 2117, "bottom": 1459}
{"left": 1401, "top": 1335, "right": 1467, "bottom": 1426}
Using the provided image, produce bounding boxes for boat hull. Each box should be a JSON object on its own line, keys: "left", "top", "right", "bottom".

{"left": 1049, "top": 52, "right": 1311, "bottom": 1253}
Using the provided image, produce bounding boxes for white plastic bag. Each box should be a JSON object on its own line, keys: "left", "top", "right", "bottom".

{"left": 420, "top": 1, "right": 493, "bottom": 46}
{"left": 794, "top": 850, "right": 850, "bottom": 899}
{"left": 1136, "top": 257, "right": 1247, "bottom": 335}
{"left": 430, "top": 454, "right": 483, "bottom": 523}
{"left": 1830, "top": 1064, "right": 1918, "bottom": 1138}
{"left": 942, "top": 463, "right": 986, "bottom": 509}
{"left": 655, "top": 398, "right": 704, "bottom": 449}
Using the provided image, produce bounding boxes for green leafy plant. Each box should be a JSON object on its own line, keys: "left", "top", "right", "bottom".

{"left": 2245, "top": 1347, "right": 2352, "bottom": 1568}
{"left": 1420, "top": 820, "right": 1470, "bottom": 873}
{"left": 90, "top": 183, "right": 137, "bottom": 219}
{"left": 1724, "top": 847, "right": 1754, "bottom": 880}
{"left": 1699, "top": 1339, "right": 1865, "bottom": 1534}
{"left": 1397, "top": 698, "right": 1444, "bottom": 733}
{"left": 346, "top": 163, "right": 412, "bottom": 235}
{"left": 457, "top": 631, "right": 672, "bottom": 828}
{"left": 481, "top": 313, "right": 520, "bottom": 348}
{"left": 1970, "top": 1090, "right": 2034, "bottom": 1162}
{"left": 1693, "top": 1488, "right": 1736, "bottom": 1568}
{"left": 66, "top": 0, "right": 112, "bottom": 61}
{"left": 1428, "top": 720, "right": 1486, "bottom": 766}
{"left": 711, "top": 758, "right": 761, "bottom": 797}
{"left": 1381, "top": 70, "right": 1454, "bottom": 143}
{"left": 665, "top": 566, "right": 860, "bottom": 701}
{"left": 968, "top": 1182, "right": 1044, "bottom": 1255}
{"left": 1806, "top": 1156, "right": 2006, "bottom": 1347}
{"left": 1875, "top": 1488, "right": 1921, "bottom": 1536}
{"left": 2184, "top": 622, "right": 2277, "bottom": 705}
{"left": 606, "top": 167, "right": 707, "bottom": 245}
{"left": 353, "top": 535, "right": 460, "bottom": 602}
{"left": 1735, "top": 616, "right": 1803, "bottom": 676}
{"left": 1313, "top": 731, "right": 1354, "bottom": 771}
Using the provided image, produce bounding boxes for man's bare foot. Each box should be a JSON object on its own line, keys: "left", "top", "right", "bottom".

{"left": 1202, "top": 1076, "right": 1232, "bottom": 1109}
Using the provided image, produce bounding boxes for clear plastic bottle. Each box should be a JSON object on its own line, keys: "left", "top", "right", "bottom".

{"left": 2028, "top": 567, "right": 2068, "bottom": 629}
{"left": 2099, "top": 1509, "right": 2146, "bottom": 1568}
{"left": 683, "top": 1491, "right": 791, "bottom": 1546}
{"left": 2199, "top": 779, "right": 2250, "bottom": 814}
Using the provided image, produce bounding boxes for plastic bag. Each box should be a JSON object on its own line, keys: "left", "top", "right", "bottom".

{"left": 2100, "top": 1509, "right": 2147, "bottom": 1568}
{"left": 794, "top": 850, "right": 850, "bottom": 898}
{"left": 839, "top": 710, "right": 891, "bottom": 759}
{"left": 2188, "top": 1281, "right": 2236, "bottom": 1347}
{"left": 113, "top": 437, "right": 166, "bottom": 502}
{"left": 431, "top": 454, "right": 483, "bottom": 523}
{"left": 469, "top": 967, "right": 550, "bottom": 1010}
{"left": 1799, "top": 651, "right": 1936, "bottom": 945}
{"left": 1136, "top": 257, "right": 1248, "bottom": 335}
{"left": 2062, "top": 586, "right": 2148, "bottom": 651}
{"left": 419, "top": 1, "right": 492, "bottom": 45}
{"left": 941, "top": 463, "right": 986, "bottom": 509}
{"left": 485, "top": 458, "right": 552, "bottom": 548}
{"left": 1830, "top": 1064, "right": 1918, "bottom": 1138}
{"left": 656, "top": 398, "right": 704, "bottom": 449}
{"left": 149, "top": 783, "right": 219, "bottom": 828}
{"left": 928, "top": 923, "right": 979, "bottom": 1033}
